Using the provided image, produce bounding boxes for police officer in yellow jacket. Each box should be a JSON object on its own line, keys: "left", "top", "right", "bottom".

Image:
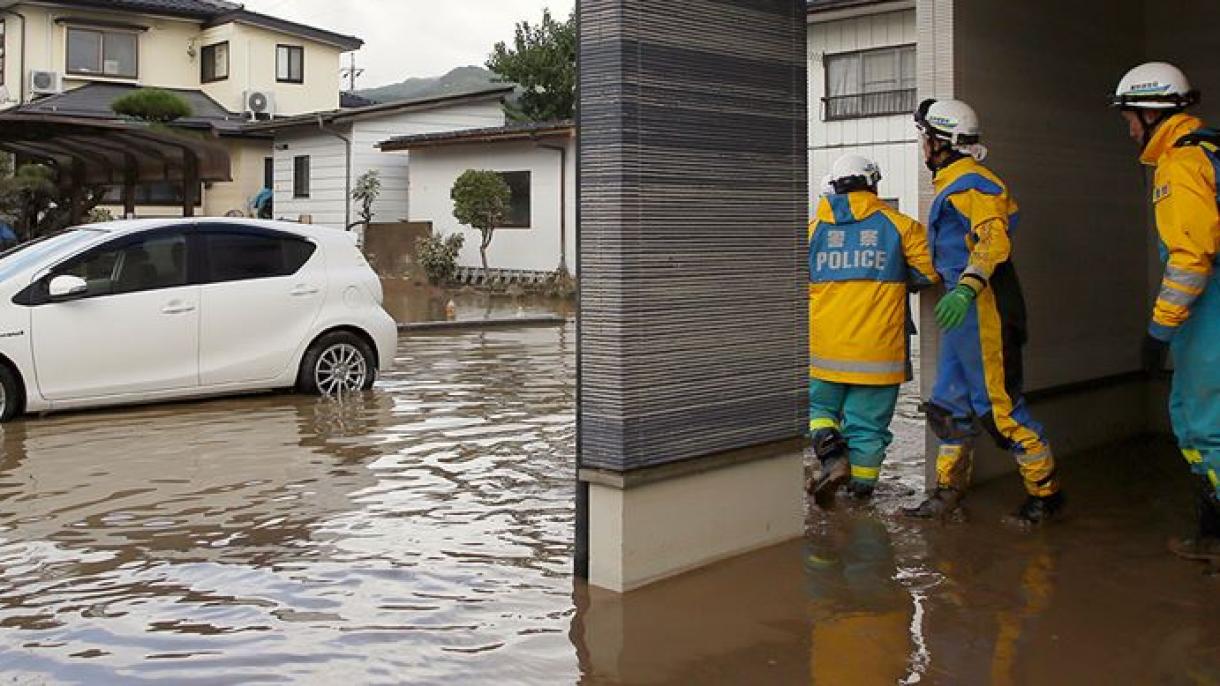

{"left": 1113, "top": 63, "right": 1220, "bottom": 560}
{"left": 807, "top": 154, "right": 939, "bottom": 507}
{"left": 902, "top": 99, "right": 1064, "bottom": 525}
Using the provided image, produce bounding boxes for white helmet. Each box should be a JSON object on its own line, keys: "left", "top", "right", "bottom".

{"left": 828, "top": 154, "right": 882, "bottom": 193}
{"left": 915, "top": 98, "right": 981, "bottom": 145}
{"left": 1112, "top": 62, "right": 1198, "bottom": 110}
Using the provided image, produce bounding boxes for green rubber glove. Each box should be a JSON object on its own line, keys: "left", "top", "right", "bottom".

{"left": 935, "top": 284, "right": 976, "bottom": 331}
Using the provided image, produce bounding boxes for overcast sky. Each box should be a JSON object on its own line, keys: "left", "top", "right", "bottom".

{"left": 242, "top": 0, "right": 574, "bottom": 89}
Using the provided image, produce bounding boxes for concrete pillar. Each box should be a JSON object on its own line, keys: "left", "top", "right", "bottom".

{"left": 578, "top": 0, "right": 809, "bottom": 592}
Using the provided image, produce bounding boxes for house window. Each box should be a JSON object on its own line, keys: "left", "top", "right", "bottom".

{"left": 823, "top": 45, "right": 916, "bottom": 121}
{"left": 293, "top": 156, "right": 310, "bottom": 198}
{"left": 498, "top": 171, "right": 531, "bottom": 228}
{"left": 277, "top": 45, "right": 304, "bottom": 83}
{"left": 67, "top": 27, "right": 138, "bottom": 79}
{"left": 201, "top": 41, "right": 229, "bottom": 83}
{"left": 264, "top": 157, "right": 274, "bottom": 189}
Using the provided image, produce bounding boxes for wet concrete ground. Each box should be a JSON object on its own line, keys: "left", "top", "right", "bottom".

{"left": 1, "top": 316, "right": 1218, "bottom": 684}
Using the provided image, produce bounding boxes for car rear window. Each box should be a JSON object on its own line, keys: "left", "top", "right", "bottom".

{"left": 202, "top": 231, "right": 316, "bottom": 284}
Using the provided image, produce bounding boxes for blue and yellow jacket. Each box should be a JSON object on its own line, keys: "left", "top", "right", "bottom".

{"left": 929, "top": 157, "right": 1030, "bottom": 348}
{"left": 1141, "top": 113, "right": 1220, "bottom": 342}
{"left": 808, "top": 192, "right": 938, "bottom": 386}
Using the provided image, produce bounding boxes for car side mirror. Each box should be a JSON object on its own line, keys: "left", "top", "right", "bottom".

{"left": 48, "top": 275, "right": 88, "bottom": 301}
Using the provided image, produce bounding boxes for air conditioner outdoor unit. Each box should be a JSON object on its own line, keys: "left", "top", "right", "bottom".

{"left": 244, "top": 90, "right": 276, "bottom": 120}
{"left": 29, "top": 70, "right": 63, "bottom": 96}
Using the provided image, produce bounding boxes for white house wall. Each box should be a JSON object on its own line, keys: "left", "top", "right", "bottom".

{"left": 273, "top": 127, "right": 351, "bottom": 228}
{"left": 349, "top": 102, "right": 505, "bottom": 224}
{"left": 807, "top": 8, "right": 918, "bottom": 215}
{"left": 407, "top": 139, "right": 577, "bottom": 274}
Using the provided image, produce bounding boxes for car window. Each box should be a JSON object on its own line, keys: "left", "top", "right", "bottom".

{"left": 0, "top": 230, "right": 103, "bottom": 283}
{"left": 54, "top": 232, "right": 188, "bottom": 297}
{"left": 202, "top": 231, "right": 315, "bottom": 284}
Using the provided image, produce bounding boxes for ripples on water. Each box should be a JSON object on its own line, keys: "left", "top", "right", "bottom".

{"left": 0, "top": 325, "right": 579, "bottom": 684}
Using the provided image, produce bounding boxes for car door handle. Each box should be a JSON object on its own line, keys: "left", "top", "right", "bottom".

{"left": 290, "top": 285, "right": 320, "bottom": 296}
{"left": 162, "top": 303, "right": 196, "bottom": 315}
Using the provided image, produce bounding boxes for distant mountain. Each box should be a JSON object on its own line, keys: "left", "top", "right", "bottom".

{"left": 357, "top": 66, "right": 508, "bottom": 104}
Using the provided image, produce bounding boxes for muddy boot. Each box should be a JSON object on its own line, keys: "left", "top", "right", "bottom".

{"left": 901, "top": 487, "right": 963, "bottom": 520}
{"left": 1169, "top": 490, "right": 1220, "bottom": 563}
{"left": 1005, "top": 491, "right": 1065, "bottom": 527}
{"left": 845, "top": 480, "right": 875, "bottom": 502}
{"left": 809, "top": 457, "right": 850, "bottom": 509}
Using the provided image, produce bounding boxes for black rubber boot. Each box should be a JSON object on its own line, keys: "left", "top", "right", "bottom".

{"left": 807, "top": 429, "right": 850, "bottom": 509}
{"left": 845, "top": 480, "right": 875, "bottom": 501}
{"left": 901, "top": 487, "right": 963, "bottom": 520}
{"left": 1006, "top": 491, "right": 1065, "bottom": 526}
{"left": 1169, "top": 488, "right": 1220, "bottom": 562}
{"left": 808, "top": 457, "right": 850, "bottom": 510}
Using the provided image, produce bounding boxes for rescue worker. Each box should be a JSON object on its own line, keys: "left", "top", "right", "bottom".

{"left": 902, "top": 99, "right": 1064, "bottom": 524}
{"left": 1111, "top": 62, "right": 1220, "bottom": 560}
{"left": 807, "top": 154, "right": 938, "bottom": 507}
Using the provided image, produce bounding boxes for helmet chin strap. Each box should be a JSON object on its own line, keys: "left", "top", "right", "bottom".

{"left": 924, "top": 138, "right": 965, "bottom": 173}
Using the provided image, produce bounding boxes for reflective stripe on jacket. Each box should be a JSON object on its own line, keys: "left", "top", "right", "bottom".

{"left": 808, "top": 192, "right": 938, "bottom": 385}
{"left": 1140, "top": 113, "right": 1220, "bottom": 341}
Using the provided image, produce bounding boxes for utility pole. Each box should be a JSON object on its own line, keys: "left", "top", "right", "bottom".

{"left": 341, "top": 53, "right": 364, "bottom": 93}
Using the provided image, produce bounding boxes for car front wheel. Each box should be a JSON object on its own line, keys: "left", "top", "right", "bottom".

{"left": 297, "top": 332, "right": 376, "bottom": 396}
{"left": 0, "top": 365, "right": 23, "bottom": 422}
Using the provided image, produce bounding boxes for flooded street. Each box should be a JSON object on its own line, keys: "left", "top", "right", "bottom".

{"left": 1, "top": 319, "right": 1218, "bottom": 684}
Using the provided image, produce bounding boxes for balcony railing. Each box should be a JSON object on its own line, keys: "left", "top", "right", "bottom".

{"left": 822, "top": 89, "right": 918, "bottom": 122}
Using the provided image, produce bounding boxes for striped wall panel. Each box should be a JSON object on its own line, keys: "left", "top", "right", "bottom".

{"left": 578, "top": 0, "right": 809, "bottom": 472}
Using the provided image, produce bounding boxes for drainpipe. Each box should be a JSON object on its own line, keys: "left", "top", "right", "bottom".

{"left": 0, "top": 5, "right": 27, "bottom": 104}
{"left": 536, "top": 138, "right": 569, "bottom": 274}
{"left": 316, "top": 113, "right": 353, "bottom": 229}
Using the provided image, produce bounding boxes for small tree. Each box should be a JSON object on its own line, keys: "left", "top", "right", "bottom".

{"left": 416, "top": 232, "right": 465, "bottom": 285}
{"left": 486, "top": 9, "right": 576, "bottom": 122}
{"left": 349, "top": 169, "right": 382, "bottom": 230}
{"left": 111, "top": 88, "right": 193, "bottom": 123}
{"left": 451, "top": 170, "right": 511, "bottom": 271}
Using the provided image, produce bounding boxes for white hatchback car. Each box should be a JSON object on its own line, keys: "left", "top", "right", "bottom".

{"left": 0, "top": 218, "right": 397, "bottom": 421}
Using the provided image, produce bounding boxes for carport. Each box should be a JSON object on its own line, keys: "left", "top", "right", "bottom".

{"left": 577, "top": 0, "right": 1210, "bottom": 593}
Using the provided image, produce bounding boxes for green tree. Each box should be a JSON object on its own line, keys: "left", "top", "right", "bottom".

{"left": 451, "top": 170, "right": 511, "bottom": 271}
{"left": 111, "top": 88, "right": 193, "bottom": 123}
{"left": 486, "top": 8, "right": 576, "bottom": 122}
{"left": 0, "top": 163, "right": 104, "bottom": 240}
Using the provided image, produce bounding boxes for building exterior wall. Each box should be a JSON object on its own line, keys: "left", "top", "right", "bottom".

{"left": 204, "top": 137, "right": 272, "bottom": 217}
{"left": 270, "top": 101, "right": 505, "bottom": 228}
{"left": 406, "top": 137, "right": 576, "bottom": 273}
{"left": 350, "top": 102, "right": 506, "bottom": 224}
{"left": 807, "top": 8, "right": 918, "bottom": 215}
{"left": 273, "top": 126, "right": 350, "bottom": 227}
{"left": 198, "top": 22, "right": 344, "bottom": 115}
{"left": 2, "top": 3, "right": 345, "bottom": 115}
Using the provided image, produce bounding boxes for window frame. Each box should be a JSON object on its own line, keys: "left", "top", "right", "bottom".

{"left": 276, "top": 44, "right": 304, "bottom": 84}
{"left": 497, "top": 171, "right": 532, "bottom": 229}
{"left": 1, "top": 19, "right": 6, "bottom": 87}
{"left": 293, "top": 155, "right": 310, "bottom": 198}
{"left": 65, "top": 26, "right": 139, "bottom": 80}
{"left": 194, "top": 224, "right": 318, "bottom": 286}
{"left": 822, "top": 43, "right": 917, "bottom": 122}
{"left": 200, "top": 41, "right": 229, "bottom": 83}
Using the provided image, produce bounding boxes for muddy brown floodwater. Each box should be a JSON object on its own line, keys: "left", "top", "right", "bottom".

{"left": 1, "top": 320, "right": 1219, "bottom": 685}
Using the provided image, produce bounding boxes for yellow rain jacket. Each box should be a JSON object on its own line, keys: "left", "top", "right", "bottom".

{"left": 1141, "top": 113, "right": 1220, "bottom": 341}
{"left": 808, "top": 192, "right": 938, "bottom": 385}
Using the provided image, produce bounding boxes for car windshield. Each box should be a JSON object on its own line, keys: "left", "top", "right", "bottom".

{"left": 0, "top": 230, "right": 106, "bottom": 283}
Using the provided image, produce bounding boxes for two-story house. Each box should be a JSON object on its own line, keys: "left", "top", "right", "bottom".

{"left": 0, "top": 0, "right": 361, "bottom": 218}
{"left": 807, "top": 0, "right": 917, "bottom": 215}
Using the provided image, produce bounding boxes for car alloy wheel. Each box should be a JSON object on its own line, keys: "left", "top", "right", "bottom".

{"left": 313, "top": 342, "right": 369, "bottom": 395}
